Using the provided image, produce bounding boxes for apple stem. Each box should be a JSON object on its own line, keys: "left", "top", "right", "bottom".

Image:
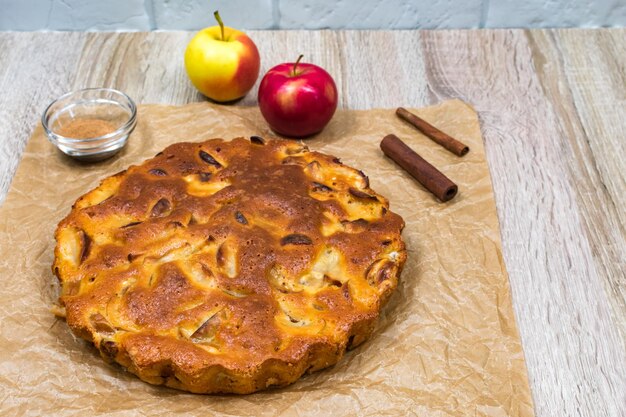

{"left": 214, "top": 10, "right": 225, "bottom": 41}
{"left": 292, "top": 54, "right": 304, "bottom": 76}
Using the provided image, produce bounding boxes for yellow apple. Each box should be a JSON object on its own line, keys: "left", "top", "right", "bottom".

{"left": 184, "top": 11, "right": 260, "bottom": 102}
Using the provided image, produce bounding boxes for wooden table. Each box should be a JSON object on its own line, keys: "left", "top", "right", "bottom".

{"left": 0, "top": 29, "right": 624, "bottom": 416}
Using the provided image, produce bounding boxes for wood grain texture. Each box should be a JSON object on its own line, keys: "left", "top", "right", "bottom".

{"left": 420, "top": 29, "right": 626, "bottom": 417}
{"left": 0, "top": 32, "right": 86, "bottom": 204}
{"left": 526, "top": 29, "right": 626, "bottom": 341}
{"left": 0, "top": 29, "right": 624, "bottom": 416}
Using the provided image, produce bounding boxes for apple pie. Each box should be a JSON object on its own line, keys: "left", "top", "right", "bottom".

{"left": 53, "top": 136, "right": 406, "bottom": 394}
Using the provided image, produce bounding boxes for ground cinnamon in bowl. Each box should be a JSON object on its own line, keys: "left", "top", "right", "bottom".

{"left": 42, "top": 88, "right": 137, "bottom": 161}
{"left": 56, "top": 118, "right": 117, "bottom": 139}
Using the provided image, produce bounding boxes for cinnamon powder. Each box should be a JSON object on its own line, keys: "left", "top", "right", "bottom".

{"left": 57, "top": 118, "right": 117, "bottom": 139}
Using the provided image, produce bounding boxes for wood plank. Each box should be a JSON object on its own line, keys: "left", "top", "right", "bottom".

{"left": 526, "top": 29, "right": 625, "bottom": 342}
{"left": 71, "top": 32, "right": 201, "bottom": 104}
{"left": 419, "top": 29, "right": 626, "bottom": 417}
{"left": 0, "top": 32, "right": 86, "bottom": 204}
{"left": 336, "top": 30, "right": 431, "bottom": 108}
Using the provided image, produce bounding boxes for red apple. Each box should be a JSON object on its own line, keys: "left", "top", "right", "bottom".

{"left": 258, "top": 55, "right": 338, "bottom": 138}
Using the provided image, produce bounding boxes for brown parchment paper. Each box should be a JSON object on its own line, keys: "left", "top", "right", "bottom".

{"left": 0, "top": 100, "right": 534, "bottom": 417}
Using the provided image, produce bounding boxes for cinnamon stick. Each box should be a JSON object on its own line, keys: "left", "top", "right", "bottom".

{"left": 396, "top": 107, "right": 469, "bottom": 156}
{"left": 380, "top": 134, "right": 458, "bottom": 202}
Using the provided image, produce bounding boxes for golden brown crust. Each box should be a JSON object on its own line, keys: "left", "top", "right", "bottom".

{"left": 53, "top": 137, "right": 406, "bottom": 394}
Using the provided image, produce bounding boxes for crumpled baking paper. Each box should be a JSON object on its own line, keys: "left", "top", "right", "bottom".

{"left": 0, "top": 100, "right": 534, "bottom": 416}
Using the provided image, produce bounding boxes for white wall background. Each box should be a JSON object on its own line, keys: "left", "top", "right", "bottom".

{"left": 0, "top": 0, "right": 624, "bottom": 30}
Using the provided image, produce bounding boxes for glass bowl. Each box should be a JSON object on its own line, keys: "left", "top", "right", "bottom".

{"left": 42, "top": 88, "right": 137, "bottom": 161}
